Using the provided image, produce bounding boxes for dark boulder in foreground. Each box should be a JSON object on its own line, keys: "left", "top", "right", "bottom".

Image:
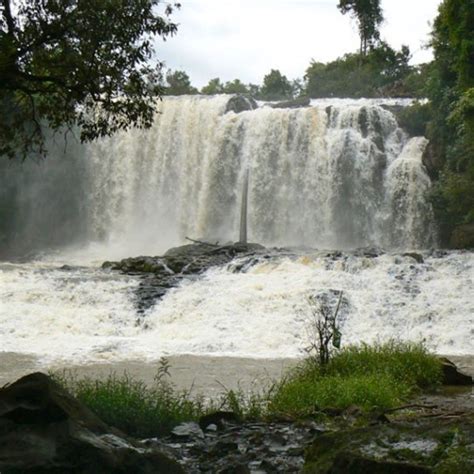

{"left": 0, "top": 373, "right": 184, "bottom": 473}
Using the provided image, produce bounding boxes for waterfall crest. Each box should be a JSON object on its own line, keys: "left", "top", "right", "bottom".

{"left": 1, "top": 95, "right": 437, "bottom": 256}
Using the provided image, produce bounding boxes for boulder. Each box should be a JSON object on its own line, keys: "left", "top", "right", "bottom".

{"left": 304, "top": 420, "right": 474, "bottom": 473}
{"left": 449, "top": 223, "right": 474, "bottom": 249}
{"left": 0, "top": 372, "right": 184, "bottom": 473}
{"left": 402, "top": 252, "right": 424, "bottom": 264}
{"left": 225, "top": 95, "right": 257, "bottom": 114}
{"left": 439, "top": 358, "right": 473, "bottom": 385}
{"left": 267, "top": 96, "right": 310, "bottom": 109}
{"left": 421, "top": 142, "right": 444, "bottom": 179}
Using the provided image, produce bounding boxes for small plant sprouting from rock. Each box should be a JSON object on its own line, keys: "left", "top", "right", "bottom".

{"left": 304, "top": 291, "right": 343, "bottom": 366}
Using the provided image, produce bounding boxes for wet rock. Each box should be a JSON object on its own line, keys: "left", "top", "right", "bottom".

{"left": 104, "top": 242, "right": 266, "bottom": 314}
{"left": 422, "top": 141, "right": 444, "bottom": 179}
{"left": 304, "top": 419, "right": 474, "bottom": 473}
{"left": 402, "top": 252, "right": 424, "bottom": 264}
{"left": 330, "top": 453, "right": 431, "bottom": 473}
{"left": 0, "top": 373, "right": 184, "bottom": 474}
{"left": 267, "top": 96, "right": 310, "bottom": 109}
{"left": 146, "top": 420, "right": 319, "bottom": 473}
{"left": 354, "top": 247, "right": 385, "bottom": 258}
{"left": 440, "top": 358, "right": 473, "bottom": 385}
{"left": 172, "top": 422, "right": 204, "bottom": 439}
{"left": 225, "top": 95, "right": 258, "bottom": 114}
{"left": 199, "top": 411, "right": 241, "bottom": 430}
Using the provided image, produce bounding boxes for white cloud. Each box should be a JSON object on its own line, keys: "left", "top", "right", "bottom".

{"left": 156, "top": 0, "right": 441, "bottom": 88}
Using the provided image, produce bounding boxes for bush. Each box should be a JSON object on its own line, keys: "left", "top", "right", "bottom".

{"left": 268, "top": 341, "right": 442, "bottom": 416}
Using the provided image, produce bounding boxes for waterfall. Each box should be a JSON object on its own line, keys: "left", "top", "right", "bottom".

{"left": 1, "top": 95, "right": 436, "bottom": 257}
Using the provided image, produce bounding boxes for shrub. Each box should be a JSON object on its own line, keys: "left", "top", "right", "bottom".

{"left": 268, "top": 341, "right": 442, "bottom": 416}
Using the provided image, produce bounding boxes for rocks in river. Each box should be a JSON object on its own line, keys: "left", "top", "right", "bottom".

{"left": 267, "top": 96, "right": 311, "bottom": 109}
{"left": 225, "top": 95, "right": 258, "bottom": 114}
{"left": 402, "top": 252, "right": 424, "bottom": 264}
{"left": 0, "top": 372, "right": 184, "bottom": 473}
{"left": 103, "top": 242, "right": 266, "bottom": 314}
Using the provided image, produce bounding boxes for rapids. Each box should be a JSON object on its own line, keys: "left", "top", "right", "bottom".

{"left": 0, "top": 96, "right": 471, "bottom": 364}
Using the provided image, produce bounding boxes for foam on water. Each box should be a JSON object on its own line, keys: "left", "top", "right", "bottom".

{"left": 1, "top": 251, "right": 472, "bottom": 363}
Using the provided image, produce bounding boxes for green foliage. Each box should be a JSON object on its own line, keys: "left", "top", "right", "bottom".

{"left": 52, "top": 360, "right": 206, "bottom": 438}
{"left": 222, "top": 79, "right": 249, "bottom": 94}
{"left": 269, "top": 342, "right": 442, "bottom": 417}
{"left": 425, "top": 0, "right": 474, "bottom": 237}
{"left": 338, "top": 0, "right": 384, "bottom": 56}
{"left": 321, "top": 342, "right": 442, "bottom": 388}
{"left": 0, "top": 0, "right": 179, "bottom": 159}
{"left": 270, "top": 373, "right": 408, "bottom": 417}
{"left": 164, "top": 69, "right": 198, "bottom": 95}
{"left": 259, "top": 69, "right": 294, "bottom": 101}
{"left": 201, "top": 77, "right": 224, "bottom": 95}
{"left": 304, "top": 43, "right": 413, "bottom": 98}
{"left": 396, "top": 101, "right": 432, "bottom": 137}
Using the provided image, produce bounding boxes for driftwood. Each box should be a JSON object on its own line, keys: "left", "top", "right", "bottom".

{"left": 185, "top": 236, "right": 220, "bottom": 247}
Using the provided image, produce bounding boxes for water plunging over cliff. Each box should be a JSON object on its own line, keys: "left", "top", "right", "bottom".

{"left": 82, "top": 96, "right": 435, "bottom": 254}
{"left": 0, "top": 96, "right": 436, "bottom": 257}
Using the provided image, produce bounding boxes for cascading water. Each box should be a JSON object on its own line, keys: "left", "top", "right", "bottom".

{"left": 81, "top": 95, "right": 436, "bottom": 253}
{"left": 0, "top": 95, "right": 472, "bottom": 366}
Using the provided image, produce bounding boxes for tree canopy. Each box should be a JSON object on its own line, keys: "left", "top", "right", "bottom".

{"left": 164, "top": 69, "right": 198, "bottom": 95}
{"left": 425, "top": 0, "right": 474, "bottom": 238}
{"left": 259, "top": 69, "right": 293, "bottom": 101}
{"left": 305, "top": 42, "right": 412, "bottom": 98}
{"left": 338, "top": 0, "right": 384, "bottom": 56}
{"left": 0, "top": 0, "right": 179, "bottom": 159}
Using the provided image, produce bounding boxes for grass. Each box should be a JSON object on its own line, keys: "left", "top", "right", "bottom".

{"left": 52, "top": 342, "right": 443, "bottom": 437}
{"left": 52, "top": 359, "right": 208, "bottom": 438}
{"left": 268, "top": 341, "right": 443, "bottom": 417}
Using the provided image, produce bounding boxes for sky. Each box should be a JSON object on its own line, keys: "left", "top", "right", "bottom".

{"left": 156, "top": 0, "right": 442, "bottom": 88}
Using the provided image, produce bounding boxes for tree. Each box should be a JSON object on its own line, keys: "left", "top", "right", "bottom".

{"left": 0, "top": 0, "right": 179, "bottom": 159}
{"left": 222, "top": 79, "right": 249, "bottom": 95}
{"left": 338, "top": 0, "right": 384, "bottom": 56}
{"left": 304, "top": 43, "right": 413, "bottom": 98}
{"left": 305, "top": 291, "right": 343, "bottom": 366}
{"left": 164, "top": 69, "right": 198, "bottom": 95}
{"left": 201, "top": 78, "right": 224, "bottom": 95}
{"left": 259, "top": 69, "right": 293, "bottom": 101}
{"left": 425, "top": 0, "right": 474, "bottom": 241}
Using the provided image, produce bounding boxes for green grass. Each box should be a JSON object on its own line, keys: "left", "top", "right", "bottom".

{"left": 52, "top": 342, "right": 443, "bottom": 436}
{"left": 268, "top": 341, "right": 443, "bottom": 417}
{"left": 52, "top": 362, "right": 208, "bottom": 438}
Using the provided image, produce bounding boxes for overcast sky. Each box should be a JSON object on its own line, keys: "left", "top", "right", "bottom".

{"left": 156, "top": 0, "right": 442, "bottom": 88}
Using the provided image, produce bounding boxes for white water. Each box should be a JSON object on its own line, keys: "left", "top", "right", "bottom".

{"left": 1, "top": 251, "right": 472, "bottom": 363}
{"left": 77, "top": 95, "right": 435, "bottom": 256}
{"left": 1, "top": 96, "right": 470, "bottom": 366}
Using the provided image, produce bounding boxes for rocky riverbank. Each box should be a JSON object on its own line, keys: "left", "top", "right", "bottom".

{"left": 0, "top": 366, "right": 472, "bottom": 473}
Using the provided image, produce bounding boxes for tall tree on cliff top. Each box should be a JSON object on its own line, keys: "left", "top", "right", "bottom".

{"left": 338, "top": 0, "right": 384, "bottom": 56}
{"left": 0, "top": 0, "right": 179, "bottom": 159}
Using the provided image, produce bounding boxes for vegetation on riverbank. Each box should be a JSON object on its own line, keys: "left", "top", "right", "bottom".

{"left": 269, "top": 342, "right": 442, "bottom": 417}
{"left": 53, "top": 342, "right": 442, "bottom": 438}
